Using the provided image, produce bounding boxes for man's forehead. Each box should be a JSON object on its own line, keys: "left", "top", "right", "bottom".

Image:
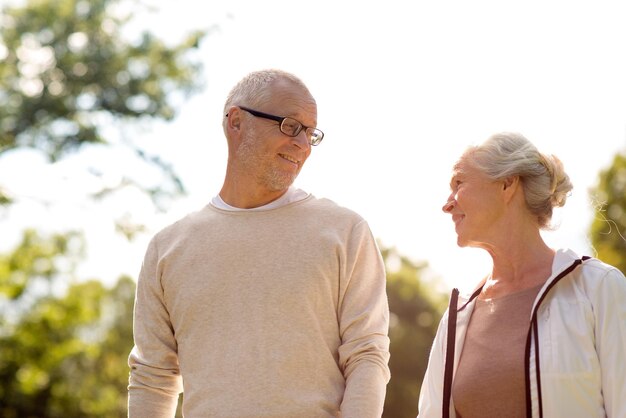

{"left": 268, "top": 87, "right": 315, "bottom": 106}
{"left": 267, "top": 93, "right": 317, "bottom": 121}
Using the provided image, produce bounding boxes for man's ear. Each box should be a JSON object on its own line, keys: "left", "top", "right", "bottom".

{"left": 225, "top": 106, "right": 242, "bottom": 131}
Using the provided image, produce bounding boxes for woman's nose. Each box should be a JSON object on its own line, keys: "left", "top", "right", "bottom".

{"left": 442, "top": 197, "right": 455, "bottom": 213}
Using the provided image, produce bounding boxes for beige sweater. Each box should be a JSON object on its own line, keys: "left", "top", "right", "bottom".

{"left": 128, "top": 195, "right": 390, "bottom": 418}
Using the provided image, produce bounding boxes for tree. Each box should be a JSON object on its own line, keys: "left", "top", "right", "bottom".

{"left": 0, "top": 230, "right": 136, "bottom": 418}
{"left": 0, "top": 2, "right": 205, "bottom": 411}
{"left": 0, "top": 0, "right": 205, "bottom": 208}
{"left": 382, "top": 246, "right": 447, "bottom": 418}
{"left": 589, "top": 151, "right": 626, "bottom": 274}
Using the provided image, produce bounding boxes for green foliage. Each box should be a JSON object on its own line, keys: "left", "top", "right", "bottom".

{"left": 0, "top": 0, "right": 205, "bottom": 203}
{"left": 0, "top": 229, "right": 82, "bottom": 301}
{"left": 382, "top": 247, "right": 447, "bottom": 418}
{"left": 590, "top": 151, "right": 626, "bottom": 273}
{"left": 0, "top": 230, "right": 136, "bottom": 418}
{"left": 0, "top": 186, "right": 12, "bottom": 205}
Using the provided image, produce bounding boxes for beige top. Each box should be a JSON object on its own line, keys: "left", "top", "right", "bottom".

{"left": 452, "top": 284, "right": 543, "bottom": 418}
{"left": 128, "top": 195, "right": 390, "bottom": 418}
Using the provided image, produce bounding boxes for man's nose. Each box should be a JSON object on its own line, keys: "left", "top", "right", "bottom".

{"left": 291, "top": 130, "right": 311, "bottom": 149}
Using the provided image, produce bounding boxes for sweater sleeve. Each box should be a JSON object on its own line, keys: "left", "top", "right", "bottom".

{"left": 591, "top": 265, "right": 626, "bottom": 418}
{"left": 417, "top": 310, "right": 449, "bottom": 418}
{"left": 128, "top": 236, "right": 183, "bottom": 418}
{"left": 337, "top": 220, "right": 390, "bottom": 418}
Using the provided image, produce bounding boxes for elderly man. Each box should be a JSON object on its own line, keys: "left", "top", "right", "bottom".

{"left": 128, "top": 69, "right": 390, "bottom": 418}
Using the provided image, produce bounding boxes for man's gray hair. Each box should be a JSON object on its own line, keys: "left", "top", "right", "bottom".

{"left": 223, "top": 69, "right": 310, "bottom": 115}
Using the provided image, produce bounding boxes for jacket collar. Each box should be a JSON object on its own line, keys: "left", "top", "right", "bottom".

{"left": 550, "top": 248, "right": 580, "bottom": 277}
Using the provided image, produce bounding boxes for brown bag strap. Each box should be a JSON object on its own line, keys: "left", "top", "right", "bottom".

{"left": 442, "top": 285, "right": 482, "bottom": 418}
{"left": 442, "top": 288, "right": 459, "bottom": 418}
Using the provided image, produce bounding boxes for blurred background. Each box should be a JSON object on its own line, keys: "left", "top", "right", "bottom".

{"left": 1, "top": 0, "right": 625, "bottom": 416}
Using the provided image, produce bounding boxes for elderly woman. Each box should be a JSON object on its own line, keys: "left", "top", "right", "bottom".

{"left": 417, "top": 132, "right": 626, "bottom": 418}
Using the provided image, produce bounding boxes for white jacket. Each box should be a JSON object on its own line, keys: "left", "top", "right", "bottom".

{"left": 418, "top": 249, "right": 626, "bottom": 418}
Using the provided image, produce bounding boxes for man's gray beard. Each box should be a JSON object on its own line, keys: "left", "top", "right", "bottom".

{"left": 237, "top": 129, "right": 297, "bottom": 191}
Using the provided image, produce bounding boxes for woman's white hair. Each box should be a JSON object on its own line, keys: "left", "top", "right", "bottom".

{"left": 463, "top": 132, "right": 573, "bottom": 229}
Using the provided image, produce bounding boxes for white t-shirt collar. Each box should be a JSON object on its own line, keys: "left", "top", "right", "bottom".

{"left": 211, "top": 187, "right": 309, "bottom": 211}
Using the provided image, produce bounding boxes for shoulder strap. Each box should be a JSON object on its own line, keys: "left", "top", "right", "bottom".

{"left": 442, "top": 288, "right": 459, "bottom": 418}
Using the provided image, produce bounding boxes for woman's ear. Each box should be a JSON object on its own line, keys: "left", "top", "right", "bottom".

{"left": 502, "top": 176, "right": 520, "bottom": 202}
{"left": 503, "top": 176, "right": 515, "bottom": 190}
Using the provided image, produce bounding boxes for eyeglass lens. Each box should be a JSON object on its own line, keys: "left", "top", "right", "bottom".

{"left": 280, "top": 118, "right": 322, "bottom": 145}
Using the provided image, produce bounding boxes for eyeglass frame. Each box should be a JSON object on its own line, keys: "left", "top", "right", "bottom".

{"left": 234, "top": 106, "right": 324, "bottom": 146}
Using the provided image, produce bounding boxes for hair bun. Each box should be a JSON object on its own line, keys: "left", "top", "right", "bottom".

{"left": 541, "top": 153, "right": 572, "bottom": 208}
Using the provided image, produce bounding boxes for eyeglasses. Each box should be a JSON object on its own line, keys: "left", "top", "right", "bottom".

{"left": 237, "top": 106, "right": 324, "bottom": 146}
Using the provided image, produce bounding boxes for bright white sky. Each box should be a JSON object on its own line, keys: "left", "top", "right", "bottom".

{"left": 2, "top": 0, "right": 626, "bottom": 293}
